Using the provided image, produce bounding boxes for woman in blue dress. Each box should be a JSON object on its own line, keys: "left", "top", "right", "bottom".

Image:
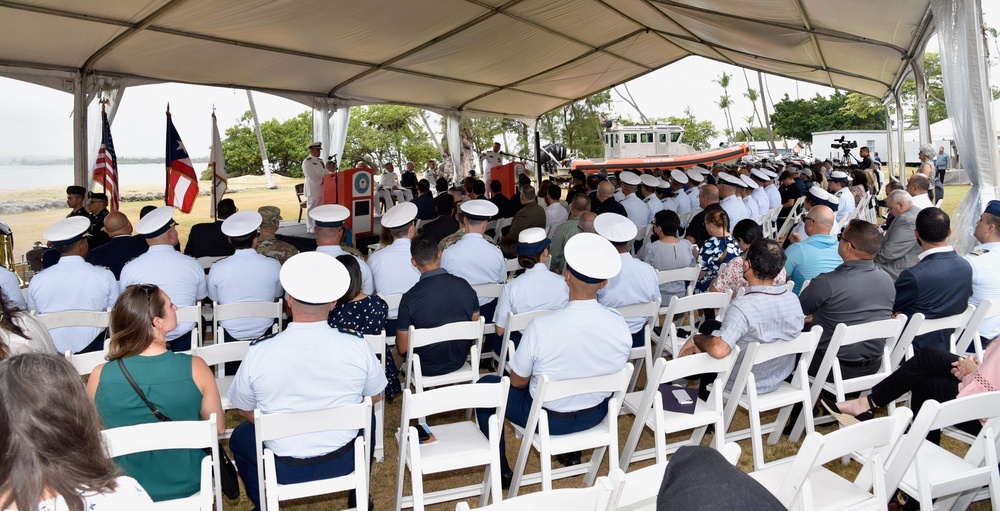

{"left": 695, "top": 209, "right": 740, "bottom": 293}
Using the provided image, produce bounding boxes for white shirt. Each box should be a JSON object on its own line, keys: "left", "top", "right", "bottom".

{"left": 509, "top": 299, "right": 631, "bottom": 412}
{"left": 671, "top": 189, "right": 692, "bottom": 215}
{"left": 720, "top": 194, "right": 750, "bottom": 229}
{"left": 765, "top": 184, "right": 782, "bottom": 209}
{"left": 13, "top": 476, "right": 154, "bottom": 510}
{"left": 493, "top": 264, "right": 569, "bottom": 331}
{"left": 620, "top": 193, "right": 648, "bottom": 230}
{"left": 120, "top": 245, "right": 207, "bottom": 341}
{"left": 28, "top": 255, "right": 119, "bottom": 353}
{"left": 379, "top": 171, "right": 400, "bottom": 189}
{"left": 545, "top": 202, "right": 569, "bottom": 234}
{"left": 207, "top": 249, "right": 283, "bottom": 340}
{"left": 302, "top": 155, "right": 326, "bottom": 199}
{"left": 0, "top": 266, "right": 25, "bottom": 309}
{"left": 743, "top": 195, "right": 760, "bottom": 219}
{"left": 316, "top": 245, "right": 374, "bottom": 295}
{"left": 660, "top": 196, "right": 678, "bottom": 213}
{"left": 422, "top": 169, "right": 437, "bottom": 182}
{"left": 686, "top": 186, "right": 701, "bottom": 212}
{"left": 643, "top": 194, "right": 664, "bottom": 224}
{"left": 911, "top": 193, "right": 934, "bottom": 210}
{"left": 440, "top": 233, "right": 506, "bottom": 306}
{"left": 597, "top": 253, "right": 660, "bottom": 333}
{"left": 367, "top": 238, "right": 420, "bottom": 317}
{"left": 964, "top": 241, "right": 1000, "bottom": 339}
{"left": 752, "top": 187, "right": 771, "bottom": 215}
{"left": 228, "top": 321, "right": 386, "bottom": 456}
{"left": 482, "top": 149, "right": 503, "bottom": 169}
{"left": 833, "top": 188, "right": 855, "bottom": 222}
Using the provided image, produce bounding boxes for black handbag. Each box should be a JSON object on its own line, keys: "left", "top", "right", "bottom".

{"left": 117, "top": 358, "right": 241, "bottom": 500}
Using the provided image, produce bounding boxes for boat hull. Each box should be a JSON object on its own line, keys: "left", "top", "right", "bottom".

{"left": 571, "top": 144, "right": 749, "bottom": 173}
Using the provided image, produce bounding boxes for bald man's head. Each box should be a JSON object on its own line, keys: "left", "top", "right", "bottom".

{"left": 102, "top": 211, "right": 132, "bottom": 237}
{"left": 804, "top": 205, "right": 835, "bottom": 235}
{"left": 699, "top": 184, "right": 719, "bottom": 207}
{"left": 597, "top": 181, "right": 614, "bottom": 201}
{"left": 578, "top": 212, "right": 597, "bottom": 233}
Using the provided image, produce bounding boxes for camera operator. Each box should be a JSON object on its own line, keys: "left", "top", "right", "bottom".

{"left": 857, "top": 146, "right": 872, "bottom": 170}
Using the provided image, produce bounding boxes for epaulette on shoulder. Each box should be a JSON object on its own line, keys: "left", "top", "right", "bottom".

{"left": 249, "top": 331, "right": 278, "bottom": 347}
{"left": 970, "top": 249, "right": 990, "bottom": 256}
{"left": 336, "top": 326, "right": 363, "bottom": 338}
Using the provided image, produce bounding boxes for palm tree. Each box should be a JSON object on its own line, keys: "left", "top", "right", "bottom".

{"left": 714, "top": 72, "right": 735, "bottom": 141}
{"left": 716, "top": 95, "right": 734, "bottom": 142}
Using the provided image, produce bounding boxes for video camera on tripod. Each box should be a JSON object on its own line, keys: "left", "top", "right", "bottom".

{"left": 830, "top": 136, "right": 858, "bottom": 161}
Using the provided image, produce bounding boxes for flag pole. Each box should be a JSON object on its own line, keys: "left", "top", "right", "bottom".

{"left": 165, "top": 104, "right": 170, "bottom": 206}
{"left": 211, "top": 106, "right": 217, "bottom": 219}
{"left": 98, "top": 98, "right": 109, "bottom": 196}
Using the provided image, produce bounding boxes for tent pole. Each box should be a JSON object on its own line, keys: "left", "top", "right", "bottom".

{"left": 911, "top": 58, "right": 931, "bottom": 145}
{"left": 894, "top": 92, "right": 906, "bottom": 183}
{"left": 534, "top": 122, "right": 541, "bottom": 186}
{"left": 72, "top": 72, "right": 88, "bottom": 187}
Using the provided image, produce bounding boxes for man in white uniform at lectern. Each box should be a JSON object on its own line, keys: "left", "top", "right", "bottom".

{"left": 302, "top": 141, "right": 326, "bottom": 233}
{"left": 480, "top": 142, "right": 503, "bottom": 184}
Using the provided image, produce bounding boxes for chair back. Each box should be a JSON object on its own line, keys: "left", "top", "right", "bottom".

{"left": 401, "top": 377, "right": 510, "bottom": 426}
{"left": 408, "top": 318, "right": 486, "bottom": 351}
{"left": 455, "top": 473, "right": 617, "bottom": 511}
{"left": 471, "top": 283, "right": 503, "bottom": 301}
{"left": 656, "top": 291, "right": 731, "bottom": 359}
{"left": 497, "top": 309, "right": 557, "bottom": 376}
{"left": 32, "top": 309, "right": 109, "bottom": 330}
{"left": 891, "top": 305, "right": 975, "bottom": 368}
{"left": 212, "top": 299, "right": 283, "bottom": 341}
{"left": 536, "top": 364, "right": 633, "bottom": 405}
{"left": 294, "top": 183, "right": 305, "bottom": 198}
{"left": 192, "top": 341, "right": 252, "bottom": 378}
{"left": 379, "top": 292, "right": 403, "bottom": 311}
{"left": 197, "top": 256, "right": 225, "bottom": 270}
{"left": 505, "top": 257, "right": 522, "bottom": 277}
{"left": 174, "top": 303, "right": 202, "bottom": 348}
{"left": 64, "top": 349, "right": 108, "bottom": 376}
{"left": 656, "top": 267, "right": 700, "bottom": 298}
{"left": 955, "top": 299, "right": 1000, "bottom": 357}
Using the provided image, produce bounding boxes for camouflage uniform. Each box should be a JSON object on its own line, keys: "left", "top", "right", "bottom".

{"left": 256, "top": 234, "right": 298, "bottom": 264}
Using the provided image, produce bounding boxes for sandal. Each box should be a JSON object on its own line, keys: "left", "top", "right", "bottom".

{"left": 820, "top": 396, "right": 874, "bottom": 427}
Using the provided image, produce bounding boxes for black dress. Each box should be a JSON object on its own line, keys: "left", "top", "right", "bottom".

{"left": 328, "top": 294, "right": 403, "bottom": 400}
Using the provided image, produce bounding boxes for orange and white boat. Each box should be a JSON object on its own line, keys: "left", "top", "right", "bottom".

{"left": 569, "top": 123, "right": 749, "bottom": 173}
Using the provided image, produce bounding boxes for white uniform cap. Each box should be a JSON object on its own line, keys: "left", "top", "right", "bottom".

{"left": 517, "top": 227, "right": 551, "bottom": 256}
{"left": 750, "top": 169, "right": 770, "bottom": 182}
{"left": 618, "top": 171, "right": 641, "bottom": 186}
{"left": 280, "top": 252, "right": 349, "bottom": 305}
{"left": 221, "top": 210, "right": 263, "bottom": 237}
{"left": 657, "top": 178, "right": 672, "bottom": 190}
{"left": 43, "top": 216, "right": 91, "bottom": 247}
{"left": 830, "top": 170, "right": 851, "bottom": 182}
{"left": 669, "top": 169, "right": 689, "bottom": 184}
{"left": 717, "top": 173, "right": 745, "bottom": 188}
{"left": 308, "top": 141, "right": 322, "bottom": 149}
{"left": 309, "top": 204, "right": 350, "bottom": 228}
{"left": 740, "top": 174, "right": 759, "bottom": 189}
{"left": 460, "top": 199, "right": 499, "bottom": 221}
{"left": 594, "top": 212, "right": 638, "bottom": 243}
{"left": 697, "top": 166, "right": 712, "bottom": 175}
{"left": 564, "top": 232, "right": 622, "bottom": 282}
{"left": 136, "top": 206, "right": 177, "bottom": 239}
{"left": 381, "top": 202, "right": 418, "bottom": 229}
{"left": 686, "top": 168, "right": 704, "bottom": 183}
{"left": 761, "top": 168, "right": 778, "bottom": 179}
{"left": 639, "top": 174, "right": 660, "bottom": 188}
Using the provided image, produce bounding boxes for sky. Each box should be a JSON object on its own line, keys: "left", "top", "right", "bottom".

{"left": 1, "top": 7, "right": 998, "bottom": 162}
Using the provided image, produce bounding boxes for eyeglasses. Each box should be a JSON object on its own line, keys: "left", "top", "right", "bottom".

{"left": 837, "top": 233, "right": 854, "bottom": 248}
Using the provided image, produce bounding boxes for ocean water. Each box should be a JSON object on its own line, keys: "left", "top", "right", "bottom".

{"left": 0, "top": 163, "right": 185, "bottom": 190}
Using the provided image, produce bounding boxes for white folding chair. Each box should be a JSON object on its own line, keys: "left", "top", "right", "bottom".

{"left": 792, "top": 316, "right": 907, "bottom": 440}
{"left": 722, "top": 327, "right": 823, "bottom": 470}
{"left": 472, "top": 284, "right": 503, "bottom": 352}
{"left": 456, "top": 471, "right": 619, "bottom": 511}
{"left": 212, "top": 299, "right": 283, "bottom": 343}
{"left": 508, "top": 364, "right": 634, "bottom": 498}
{"left": 884, "top": 392, "right": 1000, "bottom": 511}
{"left": 749, "top": 408, "right": 913, "bottom": 511}
{"left": 197, "top": 255, "right": 226, "bottom": 271}
{"left": 175, "top": 303, "right": 202, "bottom": 349}
{"left": 64, "top": 348, "right": 108, "bottom": 376}
{"left": 405, "top": 318, "right": 486, "bottom": 393}
{"left": 395, "top": 378, "right": 510, "bottom": 511}
{"left": 365, "top": 331, "right": 387, "bottom": 462}
{"left": 32, "top": 309, "right": 111, "bottom": 348}
{"left": 619, "top": 350, "right": 739, "bottom": 469}
{"left": 191, "top": 340, "right": 251, "bottom": 439}
{"left": 629, "top": 224, "right": 653, "bottom": 256}
{"left": 954, "top": 299, "right": 1000, "bottom": 358}
{"left": 614, "top": 299, "right": 661, "bottom": 391}
{"left": 379, "top": 293, "right": 404, "bottom": 347}
{"left": 655, "top": 267, "right": 700, "bottom": 303}
{"left": 655, "top": 291, "right": 731, "bottom": 361}
{"left": 496, "top": 217, "right": 512, "bottom": 236}
{"left": 776, "top": 196, "right": 805, "bottom": 243}
{"left": 102, "top": 414, "right": 220, "bottom": 511}
{"left": 890, "top": 305, "right": 975, "bottom": 370}
{"left": 254, "top": 399, "right": 372, "bottom": 511}
{"left": 613, "top": 444, "right": 740, "bottom": 511}
{"left": 495, "top": 309, "right": 557, "bottom": 377}
{"left": 504, "top": 258, "right": 521, "bottom": 279}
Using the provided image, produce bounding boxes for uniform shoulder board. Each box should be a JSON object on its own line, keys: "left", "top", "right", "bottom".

{"left": 336, "top": 326, "right": 363, "bottom": 338}
{"left": 249, "top": 331, "right": 278, "bottom": 346}
{"left": 971, "top": 249, "right": 989, "bottom": 256}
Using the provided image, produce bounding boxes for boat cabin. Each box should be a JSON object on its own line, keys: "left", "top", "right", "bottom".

{"left": 604, "top": 124, "right": 690, "bottom": 160}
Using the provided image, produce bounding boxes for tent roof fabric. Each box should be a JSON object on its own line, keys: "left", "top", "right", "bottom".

{"left": 0, "top": 0, "right": 933, "bottom": 117}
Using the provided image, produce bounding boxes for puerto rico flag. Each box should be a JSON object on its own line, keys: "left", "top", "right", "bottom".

{"left": 165, "top": 111, "right": 199, "bottom": 213}
{"left": 91, "top": 109, "right": 119, "bottom": 211}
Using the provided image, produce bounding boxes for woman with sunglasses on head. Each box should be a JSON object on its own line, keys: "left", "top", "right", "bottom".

{"left": 86, "top": 284, "right": 224, "bottom": 503}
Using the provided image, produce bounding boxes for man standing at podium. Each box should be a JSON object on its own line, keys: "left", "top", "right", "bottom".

{"left": 480, "top": 142, "right": 503, "bottom": 184}
{"left": 302, "top": 141, "right": 326, "bottom": 233}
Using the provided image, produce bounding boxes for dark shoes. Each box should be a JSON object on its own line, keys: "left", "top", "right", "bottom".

{"left": 501, "top": 471, "right": 514, "bottom": 490}
{"left": 555, "top": 451, "right": 582, "bottom": 467}
{"left": 820, "top": 396, "right": 874, "bottom": 427}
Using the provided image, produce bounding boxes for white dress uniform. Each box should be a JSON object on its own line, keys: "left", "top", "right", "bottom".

{"left": 672, "top": 190, "right": 692, "bottom": 216}
{"left": 643, "top": 194, "right": 664, "bottom": 224}
{"left": 752, "top": 187, "right": 771, "bottom": 215}
{"left": 720, "top": 194, "right": 750, "bottom": 229}
{"left": 545, "top": 202, "right": 569, "bottom": 235}
{"left": 509, "top": 299, "right": 631, "bottom": 411}
{"left": 613, "top": 188, "right": 626, "bottom": 202}
{"left": 660, "top": 195, "right": 679, "bottom": 213}
{"left": 765, "top": 183, "right": 782, "bottom": 209}
{"left": 367, "top": 238, "right": 420, "bottom": 317}
{"left": 834, "top": 188, "right": 855, "bottom": 222}
{"left": 378, "top": 171, "right": 407, "bottom": 206}
{"left": 228, "top": 321, "right": 386, "bottom": 456}
{"left": 302, "top": 154, "right": 326, "bottom": 232}
{"left": 687, "top": 186, "right": 701, "bottom": 212}
{"left": 27, "top": 255, "right": 118, "bottom": 353}
{"left": 964, "top": 241, "right": 1000, "bottom": 339}
{"left": 440, "top": 233, "right": 506, "bottom": 307}
{"left": 743, "top": 195, "right": 760, "bottom": 219}
{"left": 597, "top": 253, "right": 660, "bottom": 334}
{"left": 316, "top": 245, "right": 374, "bottom": 296}
{"left": 207, "top": 249, "right": 282, "bottom": 340}
{"left": 422, "top": 168, "right": 437, "bottom": 183}
{"left": 0, "top": 266, "right": 26, "bottom": 310}
{"left": 482, "top": 149, "right": 503, "bottom": 183}
{"left": 120, "top": 245, "right": 208, "bottom": 341}
{"left": 620, "top": 193, "right": 648, "bottom": 231}
{"left": 493, "top": 264, "right": 569, "bottom": 331}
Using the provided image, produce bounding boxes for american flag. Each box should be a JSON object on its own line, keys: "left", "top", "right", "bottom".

{"left": 91, "top": 109, "right": 119, "bottom": 210}
{"left": 165, "top": 111, "right": 199, "bottom": 213}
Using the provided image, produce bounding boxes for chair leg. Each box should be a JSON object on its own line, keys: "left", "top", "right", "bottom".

{"left": 539, "top": 441, "right": 554, "bottom": 492}
{"left": 749, "top": 406, "right": 765, "bottom": 470}
{"left": 584, "top": 446, "right": 606, "bottom": 486}
{"left": 620, "top": 413, "right": 644, "bottom": 471}
{"left": 508, "top": 430, "right": 533, "bottom": 499}
{"left": 394, "top": 444, "right": 407, "bottom": 511}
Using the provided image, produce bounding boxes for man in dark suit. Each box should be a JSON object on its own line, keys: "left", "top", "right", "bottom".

{"left": 593, "top": 181, "right": 627, "bottom": 217}
{"left": 411, "top": 179, "right": 437, "bottom": 220}
{"left": 498, "top": 184, "right": 546, "bottom": 258}
{"left": 894, "top": 207, "right": 973, "bottom": 353}
{"left": 84, "top": 192, "right": 111, "bottom": 249}
{"left": 419, "top": 193, "right": 459, "bottom": 244}
{"left": 184, "top": 198, "right": 238, "bottom": 257}
{"left": 488, "top": 180, "right": 513, "bottom": 219}
{"left": 87, "top": 211, "right": 149, "bottom": 279}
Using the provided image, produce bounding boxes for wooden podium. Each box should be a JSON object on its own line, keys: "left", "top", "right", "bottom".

{"left": 322, "top": 168, "right": 375, "bottom": 236}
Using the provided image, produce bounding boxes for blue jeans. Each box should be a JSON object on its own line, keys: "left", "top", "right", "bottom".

{"left": 475, "top": 375, "right": 609, "bottom": 474}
